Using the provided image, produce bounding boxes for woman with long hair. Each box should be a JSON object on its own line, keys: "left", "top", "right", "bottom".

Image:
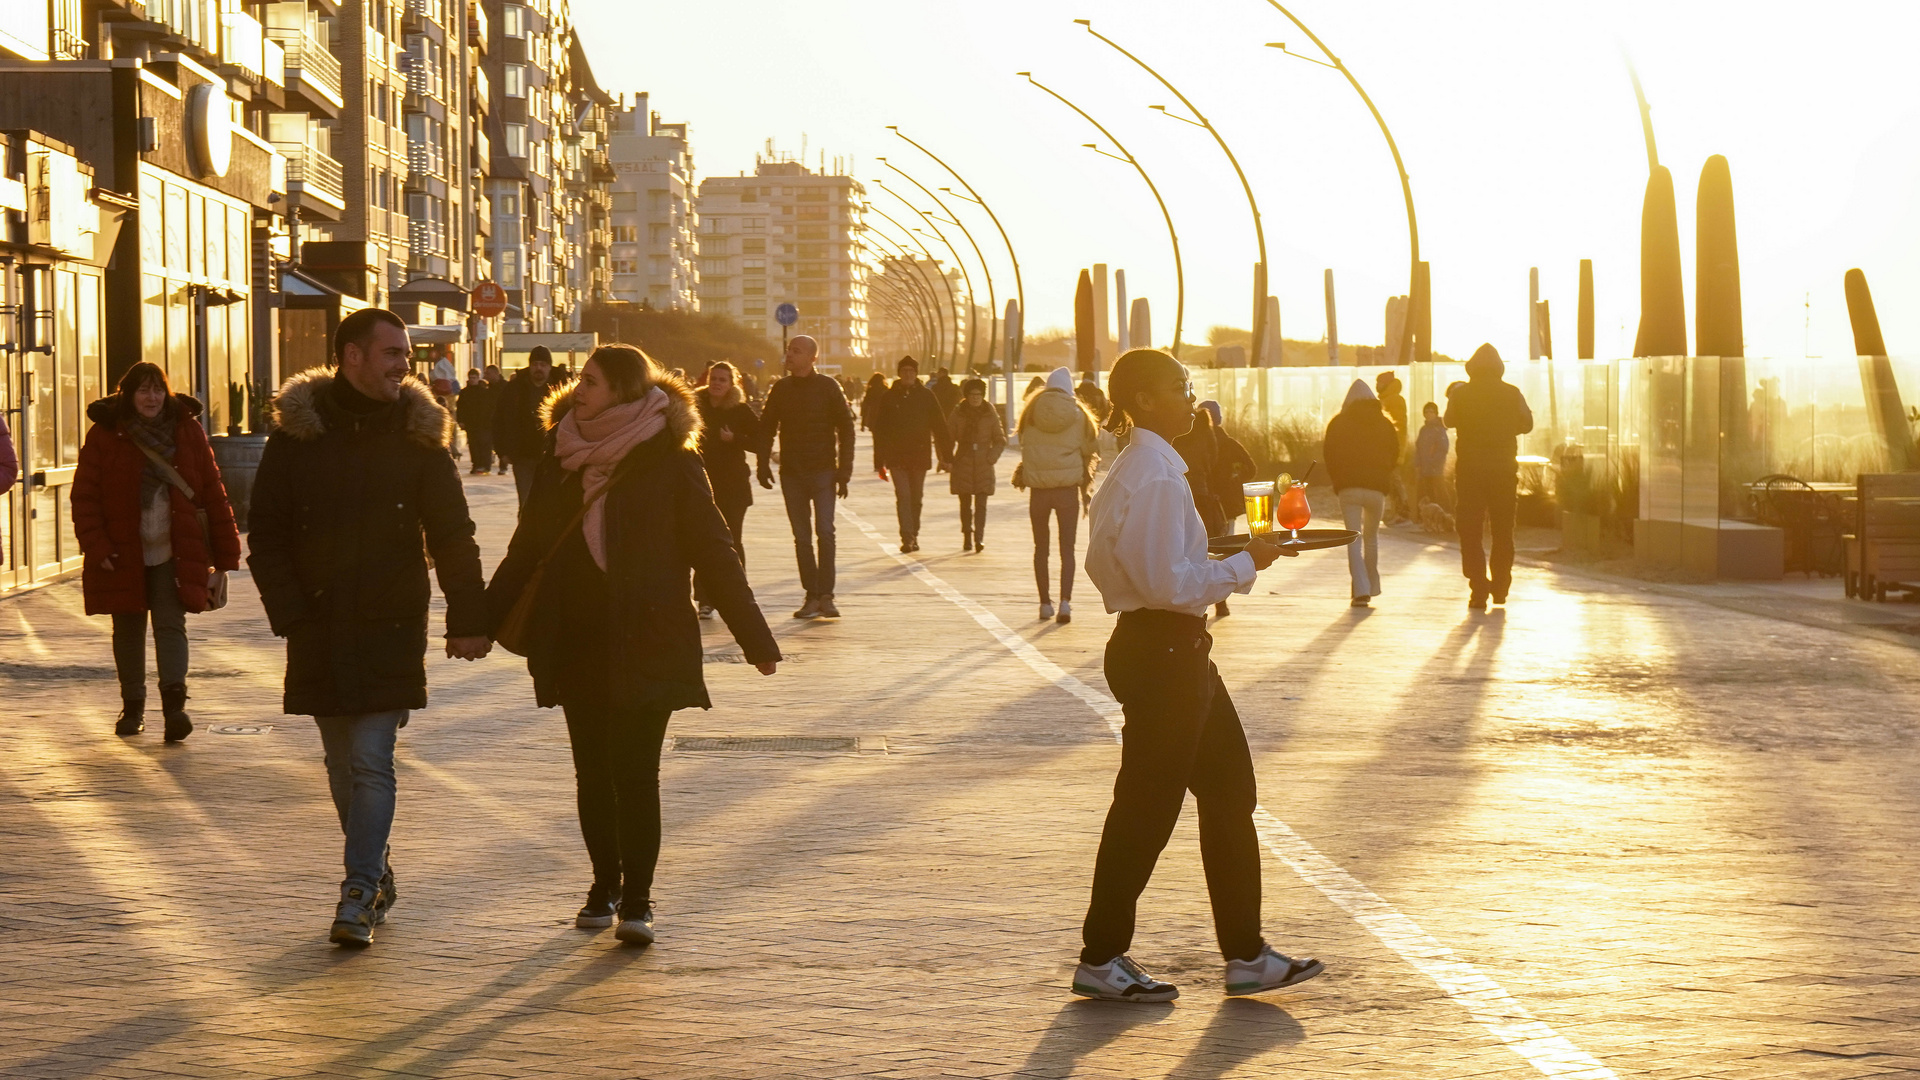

{"left": 692, "top": 361, "right": 763, "bottom": 618}
{"left": 486, "top": 345, "right": 781, "bottom": 946}
{"left": 1015, "top": 367, "right": 1099, "bottom": 623}
{"left": 71, "top": 362, "right": 241, "bottom": 740}
{"left": 947, "top": 377, "right": 1005, "bottom": 552}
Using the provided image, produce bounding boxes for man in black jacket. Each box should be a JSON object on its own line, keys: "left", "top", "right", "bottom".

{"left": 491, "top": 345, "right": 553, "bottom": 507}
{"left": 872, "top": 355, "right": 950, "bottom": 553}
{"left": 456, "top": 368, "right": 497, "bottom": 474}
{"left": 757, "top": 335, "right": 856, "bottom": 619}
{"left": 248, "top": 307, "right": 491, "bottom": 948}
{"left": 1445, "top": 343, "right": 1534, "bottom": 609}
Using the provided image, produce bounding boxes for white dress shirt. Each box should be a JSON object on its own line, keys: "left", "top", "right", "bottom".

{"left": 1085, "top": 428, "right": 1256, "bottom": 616}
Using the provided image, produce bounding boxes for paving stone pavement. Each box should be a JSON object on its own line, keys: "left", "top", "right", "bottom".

{"left": 3, "top": 436, "right": 1919, "bottom": 1079}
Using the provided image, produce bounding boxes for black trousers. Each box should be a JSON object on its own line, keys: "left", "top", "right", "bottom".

{"left": 562, "top": 701, "right": 673, "bottom": 905}
{"left": 891, "top": 467, "right": 927, "bottom": 542}
{"left": 958, "top": 494, "right": 987, "bottom": 542}
{"left": 1455, "top": 463, "right": 1518, "bottom": 592}
{"left": 1082, "top": 610, "right": 1265, "bottom": 965}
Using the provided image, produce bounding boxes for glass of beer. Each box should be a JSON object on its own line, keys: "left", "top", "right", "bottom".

{"left": 1242, "top": 481, "right": 1276, "bottom": 536}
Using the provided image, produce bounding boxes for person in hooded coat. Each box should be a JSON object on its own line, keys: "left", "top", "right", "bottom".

{"left": 872, "top": 355, "right": 950, "bottom": 553}
{"left": 929, "top": 369, "right": 963, "bottom": 418}
{"left": 946, "top": 377, "right": 1006, "bottom": 552}
{"left": 1445, "top": 344, "right": 1534, "bottom": 608}
{"left": 692, "top": 361, "right": 764, "bottom": 617}
{"left": 1324, "top": 379, "right": 1400, "bottom": 606}
{"left": 1016, "top": 366, "right": 1099, "bottom": 622}
{"left": 1200, "top": 400, "right": 1257, "bottom": 532}
{"left": 71, "top": 362, "right": 242, "bottom": 741}
{"left": 486, "top": 345, "right": 780, "bottom": 947}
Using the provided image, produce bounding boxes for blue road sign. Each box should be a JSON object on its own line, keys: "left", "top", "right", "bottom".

{"left": 775, "top": 302, "right": 799, "bottom": 327}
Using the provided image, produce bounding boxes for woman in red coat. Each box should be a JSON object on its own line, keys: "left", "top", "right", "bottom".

{"left": 71, "top": 362, "right": 241, "bottom": 741}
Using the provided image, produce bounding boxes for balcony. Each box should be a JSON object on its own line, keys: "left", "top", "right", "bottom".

{"left": 402, "top": 48, "right": 444, "bottom": 102}
{"left": 403, "top": 0, "right": 445, "bottom": 30}
{"left": 589, "top": 228, "right": 608, "bottom": 251}
{"left": 467, "top": 5, "right": 488, "bottom": 52}
{"left": 408, "top": 217, "right": 448, "bottom": 258}
{"left": 276, "top": 141, "right": 347, "bottom": 215}
{"left": 267, "top": 26, "right": 344, "bottom": 115}
{"left": 220, "top": 11, "right": 284, "bottom": 87}
{"left": 406, "top": 139, "right": 444, "bottom": 181}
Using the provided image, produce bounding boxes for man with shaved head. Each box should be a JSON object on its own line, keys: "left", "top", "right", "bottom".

{"left": 757, "top": 335, "right": 857, "bottom": 618}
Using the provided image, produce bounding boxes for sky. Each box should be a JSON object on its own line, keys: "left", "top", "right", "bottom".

{"left": 571, "top": 0, "right": 1920, "bottom": 364}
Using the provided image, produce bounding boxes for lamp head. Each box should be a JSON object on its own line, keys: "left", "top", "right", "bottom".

{"left": 886, "top": 125, "right": 899, "bottom": 131}
{"left": 1149, "top": 105, "right": 1167, "bottom": 111}
{"left": 1082, "top": 143, "right": 1097, "bottom": 149}
{"left": 1016, "top": 71, "right": 1031, "bottom": 77}
{"left": 875, "top": 155, "right": 887, "bottom": 162}
{"left": 1073, "top": 18, "right": 1090, "bottom": 26}
{"left": 1266, "top": 42, "right": 1285, "bottom": 49}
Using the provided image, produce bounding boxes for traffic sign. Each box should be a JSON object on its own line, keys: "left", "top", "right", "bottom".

{"left": 774, "top": 302, "right": 799, "bottom": 327}
{"left": 472, "top": 281, "right": 508, "bottom": 318}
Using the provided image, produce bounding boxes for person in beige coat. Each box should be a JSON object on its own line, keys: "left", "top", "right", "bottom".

{"left": 1015, "top": 367, "right": 1100, "bottom": 623}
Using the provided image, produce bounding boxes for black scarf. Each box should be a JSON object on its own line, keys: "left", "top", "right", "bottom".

{"left": 125, "top": 403, "right": 177, "bottom": 509}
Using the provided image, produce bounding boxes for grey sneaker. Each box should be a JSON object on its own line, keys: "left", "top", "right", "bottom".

{"left": 576, "top": 882, "right": 621, "bottom": 929}
{"left": 1070, "top": 954, "right": 1179, "bottom": 1002}
{"left": 613, "top": 901, "right": 656, "bottom": 946}
{"left": 793, "top": 595, "right": 823, "bottom": 619}
{"left": 815, "top": 594, "right": 840, "bottom": 618}
{"left": 1224, "top": 945, "right": 1324, "bottom": 995}
{"left": 372, "top": 866, "right": 397, "bottom": 926}
{"left": 1039, "top": 601, "right": 1055, "bottom": 621}
{"left": 329, "top": 883, "right": 378, "bottom": 947}
{"left": 1056, "top": 600, "right": 1072, "bottom": 624}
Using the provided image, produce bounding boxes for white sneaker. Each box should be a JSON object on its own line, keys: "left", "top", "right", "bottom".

{"left": 1224, "top": 945, "right": 1324, "bottom": 995}
{"left": 1039, "top": 601, "right": 1055, "bottom": 621}
{"left": 1070, "top": 954, "right": 1179, "bottom": 1002}
{"left": 698, "top": 603, "right": 716, "bottom": 619}
{"left": 1056, "top": 600, "right": 1072, "bottom": 624}
{"left": 613, "top": 902, "right": 655, "bottom": 946}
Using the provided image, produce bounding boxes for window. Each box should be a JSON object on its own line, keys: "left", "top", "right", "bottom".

{"left": 798, "top": 263, "right": 828, "bottom": 279}
{"left": 612, "top": 259, "right": 636, "bottom": 274}
{"left": 499, "top": 248, "right": 520, "bottom": 286}
{"left": 700, "top": 236, "right": 726, "bottom": 255}
{"left": 502, "top": 3, "right": 526, "bottom": 37}
{"left": 740, "top": 238, "right": 765, "bottom": 255}
{"left": 797, "top": 226, "right": 827, "bottom": 240}
{"left": 742, "top": 300, "right": 766, "bottom": 315}
{"left": 797, "top": 190, "right": 827, "bottom": 202}
{"left": 649, "top": 223, "right": 668, "bottom": 246}
{"left": 742, "top": 259, "right": 766, "bottom": 272}
{"left": 797, "top": 207, "right": 827, "bottom": 221}
{"left": 503, "top": 64, "right": 525, "bottom": 98}
{"left": 612, "top": 191, "right": 638, "bottom": 212}
{"left": 611, "top": 225, "right": 638, "bottom": 242}
{"left": 798, "top": 244, "right": 825, "bottom": 258}
{"left": 504, "top": 123, "right": 527, "bottom": 158}
{"left": 741, "top": 281, "right": 765, "bottom": 296}
{"left": 737, "top": 187, "right": 758, "bottom": 203}
{"left": 742, "top": 217, "right": 765, "bottom": 232}
{"left": 699, "top": 258, "right": 728, "bottom": 275}
{"left": 799, "top": 281, "right": 828, "bottom": 297}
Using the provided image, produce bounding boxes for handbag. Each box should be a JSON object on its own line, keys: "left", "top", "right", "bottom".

{"left": 493, "top": 495, "right": 596, "bottom": 657}
{"left": 133, "top": 441, "right": 227, "bottom": 610}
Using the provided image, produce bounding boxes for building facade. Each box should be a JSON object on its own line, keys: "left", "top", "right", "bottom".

{"left": 696, "top": 159, "right": 868, "bottom": 364}
{"left": 605, "top": 93, "right": 694, "bottom": 311}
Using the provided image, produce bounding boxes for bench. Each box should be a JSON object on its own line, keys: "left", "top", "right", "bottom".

{"left": 1847, "top": 473, "right": 1920, "bottom": 601}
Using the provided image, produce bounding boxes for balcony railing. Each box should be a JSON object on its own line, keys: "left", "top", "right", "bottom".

{"left": 405, "top": 0, "right": 446, "bottom": 28}
{"left": 407, "top": 140, "right": 444, "bottom": 181}
{"left": 408, "top": 217, "right": 448, "bottom": 258}
{"left": 219, "top": 11, "right": 283, "bottom": 86}
{"left": 267, "top": 25, "right": 343, "bottom": 109}
{"left": 276, "top": 141, "right": 346, "bottom": 209}
{"left": 402, "top": 49, "right": 444, "bottom": 102}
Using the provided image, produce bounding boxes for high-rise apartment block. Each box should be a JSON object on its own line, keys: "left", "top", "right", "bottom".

{"left": 606, "top": 93, "right": 695, "bottom": 311}
{"left": 696, "top": 159, "right": 868, "bottom": 363}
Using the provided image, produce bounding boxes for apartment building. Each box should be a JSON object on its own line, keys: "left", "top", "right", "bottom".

{"left": 605, "top": 93, "right": 695, "bottom": 311}
{"left": 696, "top": 159, "right": 867, "bottom": 362}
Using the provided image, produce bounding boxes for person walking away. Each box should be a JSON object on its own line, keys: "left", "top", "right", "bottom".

{"left": 457, "top": 368, "right": 498, "bottom": 474}
{"left": 871, "top": 356, "right": 949, "bottom": 553}
{"left": 1172, "top": 405, "right": 1229, "bottom": 617}
{"left": 71, "top": 362, "right": 241, "bottom": 741}
{"left": 247, "top": 308, "right": 491, "bottom": 947}
{"left": 486, "top": 346, "right": 779, "bottom": 946}
{"left": 859, "top": 371, "right": 889, "bottom": 432}
{"left": 1374, "top": 371, "right": 1410, "bottom": 523}
{"left": 1077, "top": 374, "right": 1111, "bottom": 425}
{"left": 1202, "top": 401, "right": 1257, "bottom": 532}
{"left": 1445, "top": 344, "right": 1533, "bottom": 608}
{"left": 1015, "top": 367, "right": 1098, "bottom": 623}
{"left": 757, "top": 334, "right": 856, "bottom": 619}
{"left": 1414, "top": 401, "right": 1450, "bottom": 514}
{"left": 693, "top": 361, "right": 763, "bottom": 618}
{"left": 1324, "top": 379, "right": 1399, "bottom": 607}
{"left": 928, "top": 368, "right": 962, "bottom": 419}
{"left": 493, "top": 346, "right": 555, "bottom": 507}
{"left": 1073, "top": 348, "right": 1320, "bottom": 1003}
{"left": 430, "top": 347, "right": 461, "bottom": 461}
{"left": 947, "top": 378, "right": 1005, "bottom": 553}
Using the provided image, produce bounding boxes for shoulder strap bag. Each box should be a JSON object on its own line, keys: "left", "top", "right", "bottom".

{"left": 492, "top": 494, "right": 595, "bottom": 657}
{"left": 133, "top": 440, "right": 227, "bottom": 611}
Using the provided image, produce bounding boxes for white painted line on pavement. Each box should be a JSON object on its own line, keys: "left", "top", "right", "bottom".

{"left": 841, "top": 504, "right": 1618, "bottom": 1080}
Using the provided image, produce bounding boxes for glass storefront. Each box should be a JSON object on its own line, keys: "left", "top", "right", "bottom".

{"left": 137, "top": 164, "right": 253, "bottom": 434}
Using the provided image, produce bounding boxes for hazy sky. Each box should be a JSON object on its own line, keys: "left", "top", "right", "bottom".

{"left": 571, "top": 0, "right": 1920, "bottom": 363}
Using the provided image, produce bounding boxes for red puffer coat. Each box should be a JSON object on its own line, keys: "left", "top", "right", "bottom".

{"left": 71, "top": 394, "right": 242, "bottom": 615}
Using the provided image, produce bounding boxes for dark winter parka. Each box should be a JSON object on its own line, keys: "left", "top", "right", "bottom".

{"left": 873, "top": 379, "right": 950, "bottom": 474}
{"left": 72, "top": 394, "right": 242, "bottom": 615}
{"left": 1325, "top": 394, "right": 1401, "bottom": 494}
{"left": 694, "top": 383, "right": 764, "bottom": 511}
{"left": 490, "top": 368, "right": 549, "bottom": 461}
{"left": 485, "top": 376, "right": 780, "bottom": 712}
{"left": 946, "top": 400, "right": 1006, "bottom": 496}
{"left": 455, "top": 378, "right": 497, "bottom": 433}
{"left": 247, "top": 371, "right": 488, "bottom": 718}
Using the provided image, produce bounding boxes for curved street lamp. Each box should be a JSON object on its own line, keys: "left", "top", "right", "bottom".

{"left": 1078, "top": 19, "right": 1269, "bottom": 366}
{"left": 875, "top": 177, "right": 977, "bottom": 370}
{"left": 868, "top": 279, "right": 930, "bottom": 359}
{"left": 866, "top": 205, "right": 955, "bottom": 364}
{"left": 863, "top": 224, "right": 945, "bottom": 364}
{"left": 1022, "top": 71, "right": 1184, "bottom": 357}
{"left": 1261, "top": 1, "right": 1422, "bottom": 362}
{"left": 881, "top": 158, "right": 999, "bottom": 373}
{"left": 859, "top": 230, "right": 936, "bottom": 359}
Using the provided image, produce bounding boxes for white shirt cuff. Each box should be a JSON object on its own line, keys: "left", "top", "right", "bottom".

{"left": 1227, "top": 550, "right": 1257, "bottom": 595}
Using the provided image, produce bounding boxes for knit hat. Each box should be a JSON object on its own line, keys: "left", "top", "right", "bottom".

{"left": 1465, "top": 343, "right": 1503, "bottom": 379}
{"left": 1198, "top": 400, "right": 1223, "bottom": 427}
{"left": 1046, "top": 366, "right": 1074, "bottom": 393}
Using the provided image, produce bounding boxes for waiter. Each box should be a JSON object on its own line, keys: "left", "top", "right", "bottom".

{"left": 1071, "top": 348, "right": 1325, "bottom": 1003}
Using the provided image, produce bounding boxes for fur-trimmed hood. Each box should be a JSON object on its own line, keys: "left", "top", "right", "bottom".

{"left": 270, "top": 369, "right": 453, "bottom": 448}
{"left": 697, "top": 381, "right": 745, "bottom": 410}
{"left": 538, "top": 370, "right": 702, "bottom": 452}
{"left": 86, "top": 392, "right": 203, "bottom": 427}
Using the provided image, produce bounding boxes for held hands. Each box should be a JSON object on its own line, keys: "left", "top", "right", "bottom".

{"left": 1244, "top": 535, "right": 1298, "bottom": 571}
{"left": 445, "top": 635, "right": 492, "bottom": 661}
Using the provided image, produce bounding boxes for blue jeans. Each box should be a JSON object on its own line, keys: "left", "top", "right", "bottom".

{"left": 316, "top": 711, "right": 405, "bottom": 893}
{"left": 780, "top": 470, "right": 837, "bottom": 598}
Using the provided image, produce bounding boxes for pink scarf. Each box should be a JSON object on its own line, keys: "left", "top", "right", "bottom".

{"left": 554, "top": 387, "right": 670, "bottom": 569}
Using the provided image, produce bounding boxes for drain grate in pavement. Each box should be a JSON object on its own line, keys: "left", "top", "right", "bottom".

{"left": 672, "top": 735, "right": 866, "bottom": 752}
{"left": 210, "top": 724, "right": 274, "bottom": 735}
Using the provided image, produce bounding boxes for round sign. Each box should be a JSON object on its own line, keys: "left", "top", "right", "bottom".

{"left": 774, "top": 302, "right": 799, "bottom": 327}
{"left": 187, "top": 83, "right": 232, "bottom": 178}
{"left": 471, "top": 281, "right": 508, "bottom": 318}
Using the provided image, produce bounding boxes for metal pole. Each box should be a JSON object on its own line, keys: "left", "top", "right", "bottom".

{"left": 879, "top": 159, "right": 998, "bottom": 374}
{"left": 1078, "top": 22, "right": 1264, "bottom": 367}
{"left": 887, "top": 128, "right": 1023, "bottom": 375}
{"left": 866, "top": 206, "right": 950, "bottom": 367}
{"left": 874, "top": 179, "right": 976, "bottom": 372}
{"left": 866, "top": 237, "right": 940, "bottom": 362}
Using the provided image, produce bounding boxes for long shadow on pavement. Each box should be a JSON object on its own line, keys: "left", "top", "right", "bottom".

{"left": 1013, "top": 999, "right": 1174, "bottom": 1079}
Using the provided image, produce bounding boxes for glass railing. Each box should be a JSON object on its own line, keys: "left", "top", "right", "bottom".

{"left": 268, "top": 26, "right": 342, "bottom": 104}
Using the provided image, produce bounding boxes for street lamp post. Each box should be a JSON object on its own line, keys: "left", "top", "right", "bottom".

{"left": 875, "top": 177, "right": 977, "bottom": 371}
{"left": 1022, "top": 71, "right": 1185, "bottom": 357}
{"left": 866, "top": 208, "right": 952, "bottom": 365}
{"left": 880, "top": 157, "right": 999, "bottom": 373}
{"left": 1261, "top": 2, "right": 1423, "bottom": 363}
{"left": 869, "top": 196, "right": 963, "bottom": 366}
{"left": 1077, "top": 19, "right": 1268, "bottom": 367}
{"left": 864, "top": 223, "right": 943, "bottom": 363}
{"left": 868, "top": 280, "right": 930, "bottom": 358}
